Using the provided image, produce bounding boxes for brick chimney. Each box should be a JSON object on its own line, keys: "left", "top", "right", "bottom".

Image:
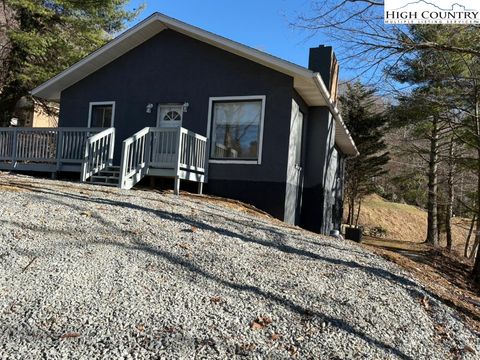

{"left": 308, "top": 45, "right": 339, "bottom": 102}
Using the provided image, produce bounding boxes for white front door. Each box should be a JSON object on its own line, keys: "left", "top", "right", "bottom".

{"left": 157, "top": 105, "right": 183, "bottom": 128}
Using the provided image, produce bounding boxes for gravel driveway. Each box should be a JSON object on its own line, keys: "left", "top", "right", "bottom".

{"left": 0, "top": 173, "right": 479, "bottom": 359}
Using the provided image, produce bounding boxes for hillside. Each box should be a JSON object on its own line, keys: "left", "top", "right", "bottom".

{"left": 0, "top": 173, "right": 478, "bottom": 359}
{"left": 356, "top": 194, "right": 471, "bottom": 254}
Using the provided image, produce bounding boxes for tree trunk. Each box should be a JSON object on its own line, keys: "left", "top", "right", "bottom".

{"left": 465, "top": 214, "right": 476, "bottom": 258}
{"left": 472, "top": 151, "right": 480, "bottom": 283}
{"left": 472, "top": 96, "right": 480, "bottom": 285}
{"left": 446, "top": 139, "right": 455, "bottom": 251}
{"left": 426, "top": 116, "right": 439, "bottom": 247}
{"left": 355, "top": 199, "right": 362, "bottom": 228}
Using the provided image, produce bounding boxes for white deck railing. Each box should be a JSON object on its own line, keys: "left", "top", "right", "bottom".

{"left": 0, "top": 127, "right": 104, "bottom": 171}
{"left": 119, "top": 127, "right": 207, "bottom": 191}
{"left": 80, "top": 128, "right": 115, "bottom": 182}
{"left": 119, "top": 127, "right": 151, "bottom": 189}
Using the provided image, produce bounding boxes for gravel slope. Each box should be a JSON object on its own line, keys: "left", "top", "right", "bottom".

{"left": 0, "top": 173, "right": 478, "bottom": 359}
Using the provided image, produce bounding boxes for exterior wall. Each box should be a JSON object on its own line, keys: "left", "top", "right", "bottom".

{"left": 283, "top": 91, "right": 310, "bottom": 224}
{"left": 59, "top": 29, "right": 294, "bottom": 220}
{"left": 300, "top": 106, "right": 339, "bottom": 234}
{"left": 32, "top": 105, "right": 58, "bottom": 127}
{"left": 333, "top": 150, "right": 346, "bottom": 230}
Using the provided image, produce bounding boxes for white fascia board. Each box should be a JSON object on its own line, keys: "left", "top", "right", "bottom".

{"left": 312, "top": 73, "right": 359, "bottom": 157}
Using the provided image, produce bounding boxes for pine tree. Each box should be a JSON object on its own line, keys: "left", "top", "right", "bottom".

{"left": 339, "top": 82, "right": 390, "bottom": 227}
{"left": 0, "top": 0, "right": 142, "bottom": 125}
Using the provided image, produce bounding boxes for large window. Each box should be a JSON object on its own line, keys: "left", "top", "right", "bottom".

{"left": 209, "top": 96, "right": 265, "bottom": 163}
{"left": 88, "top": 102, "right": 115, "bottom": 128}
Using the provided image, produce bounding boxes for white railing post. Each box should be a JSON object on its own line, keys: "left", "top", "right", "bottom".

{"left": 56, "top": 129, "right": 63, "bottom": 171}
{"left": 11, "top": 128, "right": 18, "bottom": 169}
{"left": 119, "top": 140, "right": 129, "bottom": 189}
{"left": 144, "top": 130, "right": 151, "bottom": 169}
{"left": 173, "top": 127, "right": 184, "bottom": 195}
{"left": 108, "top": 128, "right": 115, "bottom": 166}
{"left": 80, "top": 138, "right": 90, "bottom": 182}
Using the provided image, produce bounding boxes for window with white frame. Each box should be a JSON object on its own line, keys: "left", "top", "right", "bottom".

{"left": 88, "top": 102, "right": 115, "bottom": 128}
{"left": 210, "top": 97, "right": 265, "bottom": 162}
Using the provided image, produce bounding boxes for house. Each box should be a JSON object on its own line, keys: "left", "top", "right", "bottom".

{"left": 1, "top": 13, "right": 358, "bottom": 234}
{"left": 10, "top": 97, "right": 58, "bottom": 128}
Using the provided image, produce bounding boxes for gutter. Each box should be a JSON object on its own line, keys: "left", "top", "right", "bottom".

{"left": 312, "top": 73, "right": 359, "bottom": 157}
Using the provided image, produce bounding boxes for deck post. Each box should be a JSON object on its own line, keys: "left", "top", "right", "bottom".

{"left": 11, "top": 128, "right": 18, "bottom": 169}
{"left": 56, "top": 129, "right": 64, "bottom": 171}
{"left": 174, "top": 176, "right": 180, "bottom": 195}
{"left": 197, "top": 182, "right": 203, "bottom": 195}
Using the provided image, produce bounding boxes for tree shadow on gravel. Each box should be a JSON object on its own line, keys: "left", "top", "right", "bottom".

{"left": 8, "top": 183, "right": 451, "bottom": 293}
{"left": 4, "top": 183, "right": 472, "bottom": 346}
{"left": 65, "top": 235, "right": 413, "bottom": 360}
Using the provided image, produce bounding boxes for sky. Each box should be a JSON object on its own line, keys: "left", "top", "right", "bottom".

{"left": 124, "top": 0, "right": 354, "bottom": 79}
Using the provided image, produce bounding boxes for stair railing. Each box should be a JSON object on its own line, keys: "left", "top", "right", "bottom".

{"left": 81, "top": 127, "right": 115, "bottom": 182}
{"left": 119, "top": 127, "right": 151, "bottom": 189}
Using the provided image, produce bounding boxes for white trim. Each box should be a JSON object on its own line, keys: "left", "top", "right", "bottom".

{"left": 312, "top": 73, "right": 359, "bottom": 156}
{"left": 87, "top": 101, "right": 116, "bottom": 128}
{"left": 206, "top": 95, "right": 266, "bottom": 165}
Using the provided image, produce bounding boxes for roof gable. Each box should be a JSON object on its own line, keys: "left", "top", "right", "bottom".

{"left": 31, "top": 12, "right": 358, "bottom": 156}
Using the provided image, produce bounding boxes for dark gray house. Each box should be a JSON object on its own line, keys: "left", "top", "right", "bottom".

{"left": 21, "top": 13, "right": 358, "bottom": 234}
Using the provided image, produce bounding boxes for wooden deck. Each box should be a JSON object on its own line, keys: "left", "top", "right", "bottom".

{"left": 0, "top": 127, "right": 104, "bottom": 173}
{"left": 0, "top": 126, "right": 207, "bottom": 193}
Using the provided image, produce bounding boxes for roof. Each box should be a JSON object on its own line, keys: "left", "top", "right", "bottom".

{"left": 31, "top": 12, "right": 358, "bottom": 156}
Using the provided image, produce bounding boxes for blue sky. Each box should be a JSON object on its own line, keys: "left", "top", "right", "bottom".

{"left": 125, "top": 0, "right": 354, "bottom": 79}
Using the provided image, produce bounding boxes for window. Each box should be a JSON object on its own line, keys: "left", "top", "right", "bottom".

{"left": 209, "top": 96, "right": 265, "bottom": 163}
{"left": 88, "top": 102, "right": 115, "bottom": 128}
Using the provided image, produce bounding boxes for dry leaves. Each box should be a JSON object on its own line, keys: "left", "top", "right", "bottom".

{"left": 136, "top": 324, "right": 145, "bottom": 332}
{"left": 80, "top": 211, "right": 91, "bottom": 217}
{"left": 60, "top": 332, "right": 80, "bottom": 339}
{"left": 210, "top": 296, "right": 222, "bottom": 304}
{"left": 421, "top": 296, "right": 430, "bottom": 311}
{"left": 250, "top": 316, "right": 273, "bottom": 330}
{"left": 464, "top": 344, "right": 477, "bottom": 354}
{"left": 270, "top": 333, "right": 281, "bottom": 341}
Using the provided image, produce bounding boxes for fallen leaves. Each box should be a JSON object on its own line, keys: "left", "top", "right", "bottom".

{"left": 210, "top": 296, "right": 222, "bottom": 304}
{"left": 60, "top": 332, "right": 80, "bottom": 339}
{"left": 270, "top": 333, "right": 281, "bottom": 341}
{"left": 250, "top": 316, "right": 273, "bottom": 330}
{"left": 421, "top": 296, "right": 430, "bottom": 311}
{"left": 464, "top": 344, "right": 477, "bottom": 354}
{"left": 80, "top": 211, "right": 91, "bottom": 217}
{"left": 136, "top": 324, "right": 145, "bottom": 332}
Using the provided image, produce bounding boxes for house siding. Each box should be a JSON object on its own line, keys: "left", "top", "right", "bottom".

{"left": 59, "top": 29, "right": 293, "bottom": 220}
{"left": 300, "top": 106, "right": 339, "bottom": 234}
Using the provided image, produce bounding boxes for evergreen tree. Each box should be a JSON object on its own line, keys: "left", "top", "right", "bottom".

{"left": 340, "top": 82, "right": 390, "bottom": 226}
{"left": 0, "top": 0, "right": 142, "bottom": 125}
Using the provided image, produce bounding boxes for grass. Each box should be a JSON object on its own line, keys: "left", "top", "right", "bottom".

{"left": 356, "top": 194, "right": 472, "bottom": 254}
